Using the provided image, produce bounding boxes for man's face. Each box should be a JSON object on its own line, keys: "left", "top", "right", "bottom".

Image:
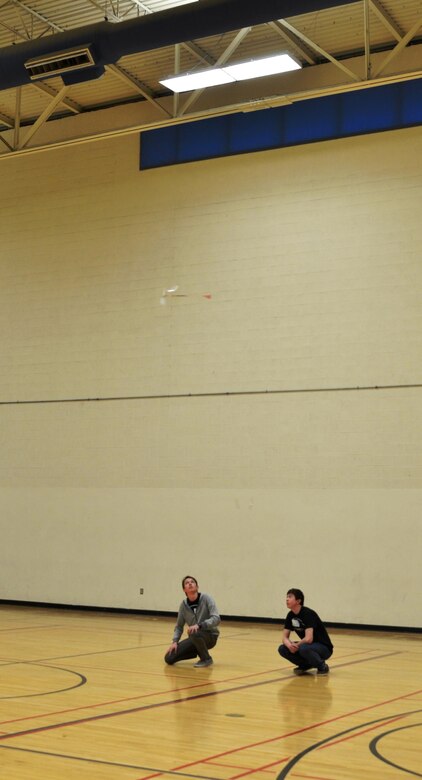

{"left": 183, "top": 577, "right": 199, "bottom": 599}
{"left": 286, "top": 592, "right": 301, "bottom": 610}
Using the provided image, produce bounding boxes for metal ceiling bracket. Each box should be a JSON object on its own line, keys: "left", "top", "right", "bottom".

{"left": 107, "top": 62, "right": 172, "bottom": 117}
{"left": 373, "top": 14, "right": 422, "bottom": 77}
{"left": 13, "top": 83, "right": 21, "bottom": 147}
{"left": 269, "top": 20, "right": 317, "bottom": 65}
{"left": 276, "top": 19, "right": 361, "bottom": 82}
{"left": 19, "top": 84, "right": 69, "bottom": 149}
{"left": 364, "top": 0, "right": 371, "bottom": 79}
{"left": 368, "top": 0, "right": 404, "bottom": 42}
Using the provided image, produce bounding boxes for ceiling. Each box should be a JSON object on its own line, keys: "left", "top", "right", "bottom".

{"left": 0, "top": 0, "right": 421, "bottom": 158}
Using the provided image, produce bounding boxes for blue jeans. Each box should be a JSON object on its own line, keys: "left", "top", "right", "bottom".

{"left": 278, "top": 642, "right": 332, "bottom": 671}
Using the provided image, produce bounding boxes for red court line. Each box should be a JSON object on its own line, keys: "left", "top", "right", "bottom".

{"left": 227, "top": 714, "right": 407, "bottom": 780}
{"left": 141, "top": 683, "right": 421, "bottom": 780}
{"left": 207, "top": 763, "right": 280, "bottom": 777}
{"left": 290, "top": 774, "right": 333, "bottom": 780}
{"left": 229, "top": 757, "right": 289, "bottom": 779}
{"left": 0, "top": 648, "right": 394, "bottom": 732}
{"left": 46, "top": 646, "right": 388, "bottom": 682}
{"left": 317, "top": 713, "right": 406, "bottom": 750}
{"left": 207, "top": 762, "right": 255, "bottom": 770}
{"left": 208, "top": 762, "right": 279, "bottom": 775}
{"left": 0, "top": 647, "right": 380, "bottom": 728}
{"left": 0, "top": 678, "right": 215, "bottom": 727}
{"left": 0, "top": 652, "right": 415, "bottom": 752}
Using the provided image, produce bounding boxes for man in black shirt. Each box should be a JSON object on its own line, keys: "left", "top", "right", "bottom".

{"left": 278, "top": 588, "right": 333, "bottom": 675}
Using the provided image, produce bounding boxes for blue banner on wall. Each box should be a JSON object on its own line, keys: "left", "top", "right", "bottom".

{"left": 140, "top": 79, "right": 422, "bottom": 169}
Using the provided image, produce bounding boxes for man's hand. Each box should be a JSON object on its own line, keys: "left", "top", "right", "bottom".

{"left": 167, "top": 642, "right": 178, "bottom": 654}
{"left": 287, "top": 640, "right": 299, "bottom": 653}
{"left": 187, "top": 624, "right": 200, "bottom": 635}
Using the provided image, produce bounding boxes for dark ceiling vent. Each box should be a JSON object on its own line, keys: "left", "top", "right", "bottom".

{"left": 24, "top": 46, "right": 95, "bottom": 80}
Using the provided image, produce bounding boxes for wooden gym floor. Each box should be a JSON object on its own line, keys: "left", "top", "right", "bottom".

{"left": 0, "top": 604, "right": 420, "bottom": 779}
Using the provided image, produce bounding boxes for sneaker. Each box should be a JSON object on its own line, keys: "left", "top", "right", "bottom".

{"left": 293, "top": 666, "right": 311, "bottom": 676}
{"left": 193, "top": 658, "right": 213, "bottom": 668}
{"left": 317, "top": 664, "right": 330, "bottom": 675}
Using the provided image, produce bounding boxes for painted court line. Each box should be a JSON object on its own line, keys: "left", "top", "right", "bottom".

{"left": 140, "top": 688, "right": 421, "bottom": 780}
{"left": 0, "top": 647, "right": 392, "bottom": 728}
{"left": 317, "top": 714, "right": 406, "bottom": 750}
{"left": 0, "top": 651, "right": 401, "bottom": 740}
{"left": 0, "top": 624, "right": 64, "bottom": 633}
{"left": 275, "top": 709, "right": 421, "bottom": 780}
{"left": 0, "top": 744, "right": 222, "bottom": 780}
{"left": 228, "top": 757, "right": 290, "bottom": 779}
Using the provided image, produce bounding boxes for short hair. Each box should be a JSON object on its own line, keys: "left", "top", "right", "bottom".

{"left": 287, "top": 588, "right": 304, "bottom": 605}
{"left": 182, "top": 575, "right": 198, "bottom": 589}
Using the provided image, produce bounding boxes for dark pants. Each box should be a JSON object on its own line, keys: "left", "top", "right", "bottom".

{"left": 278, "top": 642, "right": 332, "bottom": 671}
{"left": 164, "top": 631, "right": 218, "bottom": 665}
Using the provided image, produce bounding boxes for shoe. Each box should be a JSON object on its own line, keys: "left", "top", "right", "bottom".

{"left": 194, "top": 658, "right": 213, "bottom": 668}
{"left": 293, "top": 667, "right": 311, "bottom": 676}
{"left": 317, "top": 664, "right": 330, "bottom": 675}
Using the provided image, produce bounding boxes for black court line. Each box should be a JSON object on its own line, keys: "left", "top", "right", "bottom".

{"left": 0, "top": 624, "right": 64, "bottom": 633}
{"left": 0, "top": 651, "right": 401, "bottom": 743}
{"left": 0, "top": 744, "right": 221, "bottom": 780}
{"left": 0, "top": 642, "right": 151, "bottom": 666}
{"left": 0, "top": 664, "right": 86, "bottom": 701}
{"left": 2, "top": 632, "right": 245, "bottom": 667}
{"left": 275, "top": 709, "right": 422, "bottom": 779}
{"left": 369, "top": 721, "right": 422, "bottom": 778}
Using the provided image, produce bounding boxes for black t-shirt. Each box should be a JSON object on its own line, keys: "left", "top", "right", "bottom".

{"left": 187, "top": 594, "right": 200, "bottom": 619}
{"left": 285, "top": 606, "right": 333, "bottom": 650}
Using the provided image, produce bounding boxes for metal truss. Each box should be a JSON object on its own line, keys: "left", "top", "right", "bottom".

{"left": 0, "top": 0, "right": 421, "bottom": 157}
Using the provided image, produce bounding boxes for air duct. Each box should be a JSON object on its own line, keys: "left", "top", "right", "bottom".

{"left": 24, "top": 46, "right": 97, "bottom": 80}
{"left": 0, "top": 0, "right": 359, "bottom": 91}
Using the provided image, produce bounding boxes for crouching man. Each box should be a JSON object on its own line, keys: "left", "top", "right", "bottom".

{"left": 165, "top": 576, "right": 220, "bottom": 668}
{"left": 278, "top": 588, "right": 333, "bottom": 675}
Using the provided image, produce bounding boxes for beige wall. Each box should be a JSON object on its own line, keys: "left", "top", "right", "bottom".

{"left": 0, "top": 126, "right": 421, "bottom": 626}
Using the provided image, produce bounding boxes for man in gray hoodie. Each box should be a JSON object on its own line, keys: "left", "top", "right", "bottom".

{"left": 164, "top": 575, "right": 220, "bottom": 668}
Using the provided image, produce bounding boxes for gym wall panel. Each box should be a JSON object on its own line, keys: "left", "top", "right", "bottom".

{"left": 0, "top": 126, "right": 421, "bottom": 626}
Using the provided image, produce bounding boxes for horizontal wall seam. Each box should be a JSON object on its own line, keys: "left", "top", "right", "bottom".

{"left": 1, "top": 383, "right": 422, "bottom": 406}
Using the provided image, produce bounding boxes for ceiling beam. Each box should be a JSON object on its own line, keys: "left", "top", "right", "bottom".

{"left": 107, "top": 63, "right": 172, "bottom": 116}
{"left": 0, "top": 133, "right": 13, "bottom": 150}
{"left": 373, "top": 14, "right": 422, "bottom": 77}
{"left": 269, "top": 20, "right": 317, "bottom": 65}
{"left": 2, "top": 62, "right": 422, "bottom": 161}
{"left": 364, "top": 0, "right": 371, "bottom": 79}
{"left": 369, "top": 0, "right": 404, "bottom": 42}
{"left": 33, "top": 81, "right": 83, "bottom": 114}
{"left": 277, "top": 19, "right": 361, "bottom": 82}
{"left": 19, "top": 85, "right": 69, "bottom": 149}
{"left": 11, "top": 0, "right": 62, "bottom": 31}
{"left": 0, "top": 111, "right": 14, "bottom": 127}
{"left": 13, "top": 85, "right": 21, "bottom": 148}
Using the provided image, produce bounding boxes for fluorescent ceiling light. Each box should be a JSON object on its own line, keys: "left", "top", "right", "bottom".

{"left": 160, "top": 53, "right": 301, "bottom": 94}
{"left": 160, "top": 69, "right": 234, "bottom": 92}
{"left": 224, "top": 53, "right": 301, "bottom": 81}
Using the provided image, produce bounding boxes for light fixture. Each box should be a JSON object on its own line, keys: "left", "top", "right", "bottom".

{"left": 224, "top": 54, "right": 300, "bottom": 81}
{"left": 160, "top": 53, "right": 301, "bottom": 94}
{"left": 160, "top": 69, "right": 234, "bottom": 93}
